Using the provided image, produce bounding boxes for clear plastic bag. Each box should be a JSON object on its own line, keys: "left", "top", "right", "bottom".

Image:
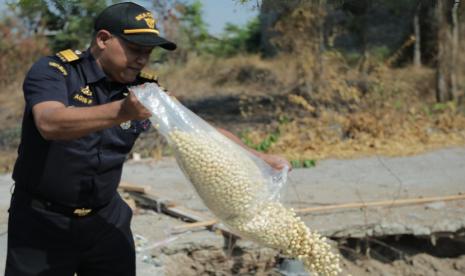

{"left": 132, "top": 83, "right": 287, "bottom": 218}
{"left": 131, "top": 83, "right": 341, "bottom": 276}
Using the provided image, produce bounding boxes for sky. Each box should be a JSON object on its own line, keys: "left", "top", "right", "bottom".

{"left": 187, "top": 0, "right": 259, "bottom": 35}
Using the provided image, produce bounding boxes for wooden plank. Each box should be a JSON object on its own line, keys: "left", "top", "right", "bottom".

{"left": 295, "top": 193, "right": 465, "bottom": 214}
{"left": 118, "top": 181, "right": 151, "bottom": 194}
{"left": 171, "top": 219, "right": 219, "bottom": 234}
{"left": 163, "top": 205, "right": 211, "bottom": 223}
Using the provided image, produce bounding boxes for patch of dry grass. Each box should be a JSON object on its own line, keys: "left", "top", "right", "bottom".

{"left": 158, "top": 53, "right": 299, "bottom": 100}
{"left": 0, "top": 150, "right": 17, "bottom": 174}
{"left": 266, "top": 110, "right": 465, "bottom": 161}
{"left": 156, "top": 53, "right": 465, "bottom": 162}
{"left": 237, "top": 64, "right": 465, "bottom": 161}
{"left": 0, "top": 81, "right": 25, "bottom": 130}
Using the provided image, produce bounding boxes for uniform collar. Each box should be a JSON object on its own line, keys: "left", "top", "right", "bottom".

{"left": 80, "top": 49, "right": 107, "bottom": 83}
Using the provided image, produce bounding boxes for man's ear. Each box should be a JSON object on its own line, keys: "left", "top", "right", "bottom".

{"left": 95, "top": 30, "right": 113, "bottom": 49}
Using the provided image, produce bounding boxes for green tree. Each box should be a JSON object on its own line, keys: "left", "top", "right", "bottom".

{"left": 177, "top": 0, "right": 261, "bottom": 58}
{"left": 178, "top": 0, "right": 210, "bottom": 54}
{"left": 7, "top": 0, "right": 108, "bottom": 51}
{"left": 149, "top": 0, "right": 261, "bottom": 61}
{"left": 207, "top": 17, "right": 261, "bottom": 57}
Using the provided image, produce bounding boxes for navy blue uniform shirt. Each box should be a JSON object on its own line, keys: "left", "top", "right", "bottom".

{"left": 12, "top": 49, "right": 153, "bottom": 207}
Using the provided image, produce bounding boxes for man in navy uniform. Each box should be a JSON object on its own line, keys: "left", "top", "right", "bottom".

{"left": 6, "top": 2, "right": 290, "bottom": 276}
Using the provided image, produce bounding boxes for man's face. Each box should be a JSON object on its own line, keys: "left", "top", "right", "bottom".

{"left": 101, "top": 35, "right": 154, "bottom": 83}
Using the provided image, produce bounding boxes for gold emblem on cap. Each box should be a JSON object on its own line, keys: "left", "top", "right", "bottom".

{"left": 145, "top": 17, "right": 155, "bottom": 29}
{"left": 135, "top": 12, "right": 156, "bottom": 29}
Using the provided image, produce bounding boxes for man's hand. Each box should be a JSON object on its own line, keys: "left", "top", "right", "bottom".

{"left": 120, "top": 90, "right": 152, "bottom": 121}
{"left": 257, "top": 153, "right": 292, "bottom": 171}
{"left": 216, "top": 128, "right": 292, "bottom": 172}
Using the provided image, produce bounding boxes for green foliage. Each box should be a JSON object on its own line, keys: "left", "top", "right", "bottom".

{"left": 290, "top": 159, "right": 316, "bottom": 168}
{"left": 257, "top": 132, "right": 279, "bottom": 152}
{"left": 432, "top": 101, "right": 456, "bottom": 112}
{"left": 206, "top": 17, "right": 261, "bottom": 57}
{"left": 8, "top": 0, "right": 107, "bottom": 51}
{"left": 394, "top": 99, "right": 403, "bottom": 110}
{"left": 176, "top": 0, "right": 261, "bottom": 58}
{"left": 178, "top": 0, "right": 211, "bottom": 53}
{"left": 290, "top": 159, "right": 303, "bottom": 168}
{"left": 371, "top": 46, "right": 391, "bottom": 62}
{"left": 342, "top": 51, "right": 363, "bottom": 66}
{"left": 422, "top": 101, "right": 456, "bottom": 116}
{"left": 278, "top": 114, "right": 290, "bottom": 124}
{"left": 240, "top": 130, "right": 280, "bottom": 153}
{"left": 432, "top": 102, "right": 449, "bottom": 112}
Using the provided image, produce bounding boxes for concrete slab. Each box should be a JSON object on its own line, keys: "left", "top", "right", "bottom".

{"left": 0, "top": 175, "right": 12, "bottom": 274}
{"left": 121, "top": 147, "right": 465, "bottom": 237}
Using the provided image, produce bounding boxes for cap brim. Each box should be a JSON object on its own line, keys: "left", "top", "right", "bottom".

{"left": 119, "top": 33, "right": 177, "bottom": 50}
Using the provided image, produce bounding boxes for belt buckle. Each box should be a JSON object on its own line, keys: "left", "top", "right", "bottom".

{"left": 73, "top": 208, "right": 92, "bottom": 217}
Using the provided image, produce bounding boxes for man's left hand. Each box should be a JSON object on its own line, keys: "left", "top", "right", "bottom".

{"left": 258, "top": 153, "right": 292, "bottom": 171}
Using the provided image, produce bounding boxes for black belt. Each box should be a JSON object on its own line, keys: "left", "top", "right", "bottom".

{"left": 14, "top": 188, "right": 110, "bottom": 218}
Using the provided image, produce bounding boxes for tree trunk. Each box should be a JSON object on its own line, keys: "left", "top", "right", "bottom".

{"left": 450, "top": 0, "right": 460, "bottom": 100}
{"left": 259, "top": 0, "right": 280, "bottom": 57}
{"left": 359, "top": 8, "right": 369, "bottom": 75}
{"left": 436, "top": 0, "right": 453, "bottom": 102}
{"left": 413, "top": 3, "right": 421, "bottom": 68}
{"left": 313, "top": 0, "right": 326, "bottom": 90}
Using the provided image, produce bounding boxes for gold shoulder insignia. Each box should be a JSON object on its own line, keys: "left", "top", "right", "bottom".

{"left": 48, "top": 61, "right": 68, "bottom": 76}
{"left": 139, "top": 69, "right": 158, "bottom": 81}
{"left": 56, "top": 49, "right": 81, "bottom": 63}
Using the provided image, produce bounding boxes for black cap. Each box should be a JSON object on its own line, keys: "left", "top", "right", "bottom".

{"left": 94, "top": 2, "right": 176, "bottom": 50}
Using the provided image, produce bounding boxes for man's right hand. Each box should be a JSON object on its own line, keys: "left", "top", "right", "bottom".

{"left": 33, "top": 90, "right": 152, "bottom": 141}
{"left": 119, "top": 90, "right": 152, "bottom": 121}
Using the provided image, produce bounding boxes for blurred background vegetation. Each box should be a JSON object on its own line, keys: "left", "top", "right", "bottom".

{"left": 1, "top": 0, "right": 465, "bottom": 172}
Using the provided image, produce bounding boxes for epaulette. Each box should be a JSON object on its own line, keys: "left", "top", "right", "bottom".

{"left": 56, "top": 49, "right": 82, "bottom": 63}
{"left": 138, "top": 69, "right": 158, "bottom": 82}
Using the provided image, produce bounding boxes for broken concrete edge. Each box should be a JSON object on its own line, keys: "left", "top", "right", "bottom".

{"left": 125, "top": 188, "right": 465, "bottom": 242}
{"left": 324, "top": 221, "right": 465, "bottom": 238}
